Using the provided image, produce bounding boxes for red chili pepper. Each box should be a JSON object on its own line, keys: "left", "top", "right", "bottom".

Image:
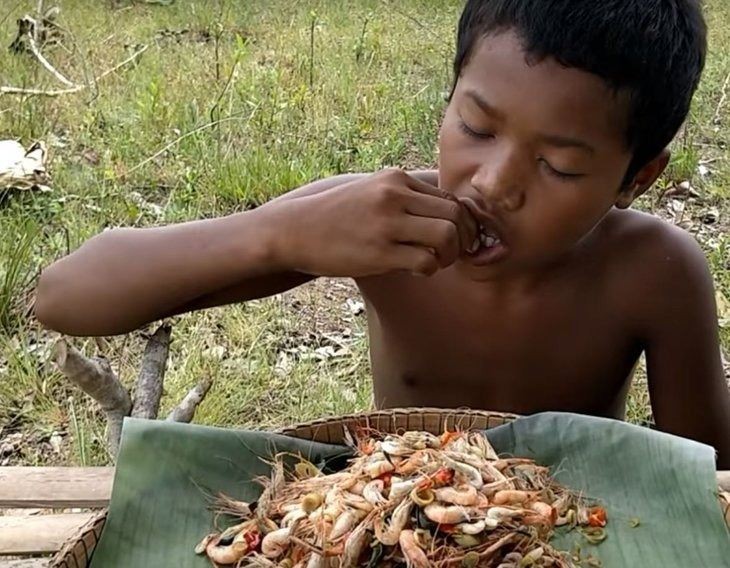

{"left": 243, "top": 530, "right": 261, "bottom": 551}
{"left": 377, "top": 471, "right": 393, "bottom": 486}
{"left": 433, "top": 467, "right": 455, "bottom": 486}
{"left": 438, "top": 523, "right": 457, "bottom": 534}
{"left": 588, "top": 507, "right": 607, "bottom": 527}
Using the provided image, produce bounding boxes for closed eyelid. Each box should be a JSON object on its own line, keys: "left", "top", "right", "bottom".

{"left": 463, "top": 89, "right": 595, "bottom": 154}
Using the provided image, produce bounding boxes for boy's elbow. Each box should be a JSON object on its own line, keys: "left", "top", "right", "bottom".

{"left": 34, "top": 264, "right": 71, "bottom": 333}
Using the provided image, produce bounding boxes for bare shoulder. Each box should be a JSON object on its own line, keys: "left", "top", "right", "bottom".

{"left": 595, "top": 208, "right": 715, "bottom": 329}
{"left": 599, "top": 208, "right": 710, "bottom": 283}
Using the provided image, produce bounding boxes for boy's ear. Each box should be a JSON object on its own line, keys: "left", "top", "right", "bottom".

{"left": 616, "top": 149, "right": 670, "bottom": 209}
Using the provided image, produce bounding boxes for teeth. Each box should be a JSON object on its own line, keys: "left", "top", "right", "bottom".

{"left": 470, "top": 225, "right": 502, "bottom": 253}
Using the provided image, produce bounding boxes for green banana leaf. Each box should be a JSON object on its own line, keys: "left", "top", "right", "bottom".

{"left": 90, "top": 412, "right": 730, "bottom": 567}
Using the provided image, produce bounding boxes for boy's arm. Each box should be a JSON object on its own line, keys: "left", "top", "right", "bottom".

{"left": 175, "top": 169, "right": 440, "bottom": 313}
{"left": 35, "top": 170, "right": 439, "bottom": 336}
{"left": 642, "top": 228, "right": 730, "bottom": 469}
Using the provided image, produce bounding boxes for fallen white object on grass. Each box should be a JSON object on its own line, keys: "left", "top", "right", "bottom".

{"left": 0, "top": 139, "right": 51, "bottom": 192}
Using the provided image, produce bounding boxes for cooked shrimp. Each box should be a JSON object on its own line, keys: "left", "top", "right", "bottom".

{"left": 527, "top": 501, "right": 556, "bottom": 526}
{"left": 456, "top": 520, "right": 488, "bottom": 535}
{"left": 310, "top": 501, "right": 343, "bottom": 523}
{"left": 363, "top": 479, "right": 387, "bottom": 505}
{"left": 396, "top": 450, "right": 429, "bottom": 476}
{"left": 205, "top": 531, "right": 250, "bottom": 565}
{"left": 402, "top": 431, "right": 440, "bottom": 449}
{"left": 305, "top": 552, "right": 326, "bottom": 568}
{"left": 282, "top": 508, "right": 307, "bottom": 528}
{"left": 444, "top": 450, "right": 486, "bottom": 470}
{"left": 468, "top": 433, "right": 498, "bottom": 460}
{"left": 340, "top": 516, "right": 372, "bottom": 568}
{"left": 486, "top": 506, "right": 526, "bottom": 522}
{"left": 258, "top": 460, "right": 286, "bottom": 520}
{"left": 341, "top": 491, "right": 374, "bottom": 512}
{"left": 481, "top": 477, "right": 516, "bottom": 497}
{"left": 492, "top": 458, "right": 535, "bottom": 471}
{"left": 423, "top": 503, "right": 472, "bottom": 525}
{"left": 345, "top": 479, "right": 367, "bottom": 496}
{"left": 492, "top": 490, "right": 532, "bottom": 505}
{"left": 365, "top": 459, "right": 395, "bottom": 478}
{"left": 381, "top": 437, "right": 415, "bottom": 457}
{"left": 389, "top": 478, "right": 419, "bottom": 501}
{"left": 433, "top": 484, "right": 478, "bottom": 506}
{"left": 194, "top": 533, "right": 215, "bottom": 554}
{"left": 374, "top": 498, "right": 413, "bottom": 545}
{"left": 329, "top": 508, "right": 366, "bottom": 541}
{"left": 261, "top": 527, "right": 291, "bottom": 558}
{"left": 442, "top": 457, "right": 483, "bottom": 489}
{"left": 399, "top": 529, "right": 431, "bottom": 568}
{"left": 482, "top": 462, "right": 510, "bottom": 485}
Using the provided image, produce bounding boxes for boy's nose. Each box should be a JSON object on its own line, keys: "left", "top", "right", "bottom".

{"left": 470, "top": 153, "right": 526, "bottom": 212}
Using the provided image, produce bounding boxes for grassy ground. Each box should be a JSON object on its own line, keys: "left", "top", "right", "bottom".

{"left": 0, "top": 0, "right": 728, "bottom": 466}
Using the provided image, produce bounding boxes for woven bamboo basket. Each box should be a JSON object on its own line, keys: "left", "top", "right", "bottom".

{"left": 49, "top": 407, "right": 517, "bottom": 568}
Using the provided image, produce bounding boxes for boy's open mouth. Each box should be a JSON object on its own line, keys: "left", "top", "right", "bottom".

{"left": 465, "top": 223, "right": 509, "bottom": 266}
{"left": 468, "top": 224, "right": 502, "bottom": 254}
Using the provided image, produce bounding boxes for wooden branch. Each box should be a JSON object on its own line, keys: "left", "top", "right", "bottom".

{"left": 0, "top": 84, "right": 83, "bottom": 96}
{"left": 1, "top": 44, "right": 147, "bottom": 97}
{"left": 167, "top": 377, "right": 212, "bottom": 423}
{"left": 53, "top": 339, "right": 131, "bottom": 456}
{"left": 131, "top": 324, "right": 172, "bottom": 419}
{"left": 27, "top": 32, "right": 74, "bottom": 86}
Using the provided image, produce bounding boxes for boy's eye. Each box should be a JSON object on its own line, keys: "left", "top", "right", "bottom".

{"left": 458, "top": 119, "right": 494, "bottom": 140}
{"left": 538, "top": 158, "right": 584, "bottom": 180}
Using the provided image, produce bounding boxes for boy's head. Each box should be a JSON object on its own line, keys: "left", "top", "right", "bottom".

{"left": 450, "top": 0, "right": 707, "bottom": 184}
{"left": 439, "top": 0, "right": 707, "bottom": 279}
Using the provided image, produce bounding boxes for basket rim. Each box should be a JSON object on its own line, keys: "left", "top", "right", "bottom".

{"left": 276, "top": 406, "right": 521, "bottom": 435}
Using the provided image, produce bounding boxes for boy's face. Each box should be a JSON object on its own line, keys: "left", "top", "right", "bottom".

{"left": 439, "top": 31, "right": 637, "bottom": 281}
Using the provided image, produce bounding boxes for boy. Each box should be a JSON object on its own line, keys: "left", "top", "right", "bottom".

{"left": 35, "top": 0, "right": 730, "bottom": 467}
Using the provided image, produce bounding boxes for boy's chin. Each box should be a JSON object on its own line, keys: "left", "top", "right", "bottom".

{"left": 454, "top": 255, "right": 511, "bottom": 281}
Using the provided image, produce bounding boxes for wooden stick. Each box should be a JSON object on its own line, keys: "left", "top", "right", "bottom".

{"left": 131, "top": 324, "right": 172, "bottom": 419}
{"left": 27, "top": 31, "right": 75, "bottom": 87}
{"left": 53, "top": 339, "right": 131, "bottom": 456}
{"left": 167, "top": 377, "right": 212, "bottom": 423}
{"left": 0, "top": 44, "right": 147, "bottom": 97}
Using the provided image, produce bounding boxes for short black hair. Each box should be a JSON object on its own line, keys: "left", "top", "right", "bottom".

{"left": 450, "top": 0, "right": 707, "bottom": 182}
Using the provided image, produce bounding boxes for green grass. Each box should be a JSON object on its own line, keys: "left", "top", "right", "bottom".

{"left": 0, "top": 0, "right": 728, "bottom": 465}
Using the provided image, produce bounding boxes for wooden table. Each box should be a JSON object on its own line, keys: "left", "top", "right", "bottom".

{"left": 0, "top": 467, "right": 728, "bottom": 565}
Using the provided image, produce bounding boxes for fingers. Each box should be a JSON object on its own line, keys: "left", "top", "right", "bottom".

{"left": 404, "top": 192, "right": 478, "bottom": 254}
{"left": 394, "top": 216, "right": 461, "bottom": 268}
{"left": 388, "top": 244, "right": 440, "bottom": 276}
{"left": 402, "top": 172, "right": 478, "bottom": 253}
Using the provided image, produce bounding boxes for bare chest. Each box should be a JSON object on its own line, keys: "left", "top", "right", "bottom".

{"left": 358, "top": 271, "right": 641, "bottom": 416}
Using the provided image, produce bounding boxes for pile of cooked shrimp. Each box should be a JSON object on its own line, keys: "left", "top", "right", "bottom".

{"left": 196, "top": 429, "right": 608, "bottom": 567}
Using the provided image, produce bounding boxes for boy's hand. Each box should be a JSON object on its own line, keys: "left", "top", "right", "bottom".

{"left": 265, "top": 168, "right": 478, "bottom": 278}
